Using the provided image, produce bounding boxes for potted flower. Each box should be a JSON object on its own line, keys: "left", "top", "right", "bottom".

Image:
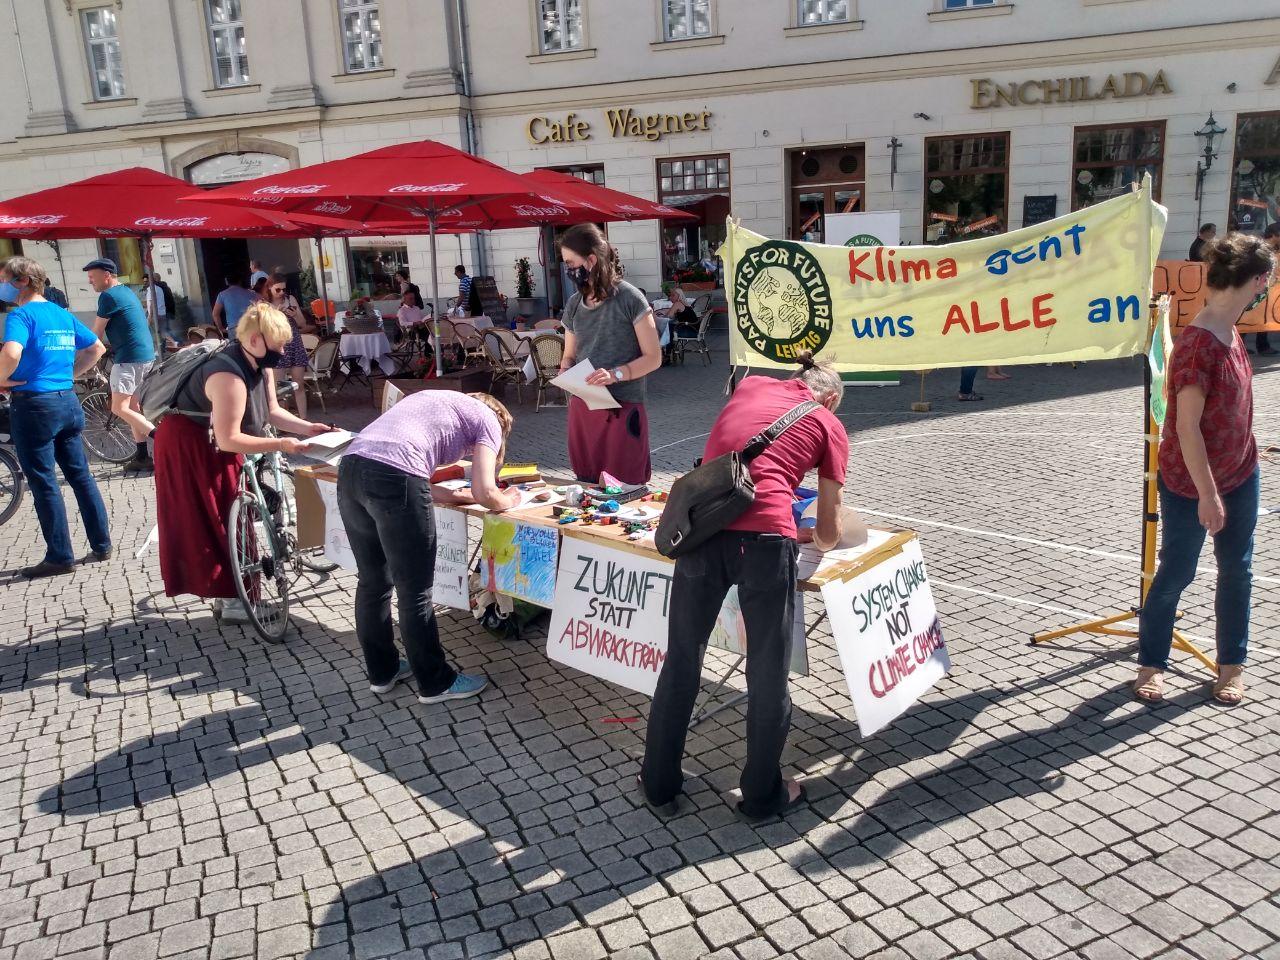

{"left": 671, "top": 263, "right": 717, "bottom": 292}
{"left": 515, "top": 257, "right": 537, "bottom": 317}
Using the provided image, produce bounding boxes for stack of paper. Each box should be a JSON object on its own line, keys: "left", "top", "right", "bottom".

{"left": 302, "top": 429, "right": 356, "bottom": 465}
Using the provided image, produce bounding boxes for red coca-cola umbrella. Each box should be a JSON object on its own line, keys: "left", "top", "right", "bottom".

{"left": 0, "top": 168, "right": 319, "bottom": 347}
{"left": 522, "top": 169, "right": 695, "bottom": 224}
{"left": 189, "top": 140, "right": 592, "bottom": 370}
{"left": 0, "top": 167, "right": 303, "bottom": 241}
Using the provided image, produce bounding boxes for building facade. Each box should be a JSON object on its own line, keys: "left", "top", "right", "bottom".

{"left": 0, "top": 0, "right": 1276, "bottom": 318}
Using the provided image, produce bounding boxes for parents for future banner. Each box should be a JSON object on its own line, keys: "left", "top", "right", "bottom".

{"left": 721, "top": 175, "right": 1167, "bottom": 372}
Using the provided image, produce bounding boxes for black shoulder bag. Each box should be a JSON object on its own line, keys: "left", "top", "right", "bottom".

{"left": 655, "top": 400, "right": 819, "bottom": 558}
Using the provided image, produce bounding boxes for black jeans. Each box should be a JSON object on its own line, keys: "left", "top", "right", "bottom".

{"left": 642, "top": 531, "right": 799, "bottom": 817}
{"left": 337, "top": 455, "right": 456, "bottom": 696}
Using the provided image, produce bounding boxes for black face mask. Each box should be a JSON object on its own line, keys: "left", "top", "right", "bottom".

{"left": 568, "top": 265, "right": 591, "bottom": 289}
{"left": 251, "top": 342, "right": 284, "bottom": 369}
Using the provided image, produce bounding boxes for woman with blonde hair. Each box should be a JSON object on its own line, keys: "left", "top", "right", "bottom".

{"left": 153, "top": 302, "right": 332, "bottom": 622}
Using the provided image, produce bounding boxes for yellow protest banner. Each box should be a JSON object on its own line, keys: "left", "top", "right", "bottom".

{"left": 721, "top": 176, "right": 1168, "bottom": 371}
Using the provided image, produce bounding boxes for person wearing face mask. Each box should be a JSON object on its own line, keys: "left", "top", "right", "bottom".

{"left": 558, "top": 223, "right": 663, "bottom": 484}
{"left": 1135, "top": 234, "right": 1276, "bottom": 707}
{"left": 0, "top": 256, "right": 112, "bottom": 578}
{"left": 152, "top": 302, "right": 332, "bottom": 623}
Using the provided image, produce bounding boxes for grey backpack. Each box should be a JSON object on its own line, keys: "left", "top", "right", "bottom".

{"left": 136, "top": 340, "right": 229, "bottom": 422}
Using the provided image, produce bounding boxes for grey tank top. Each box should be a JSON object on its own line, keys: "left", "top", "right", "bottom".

{"left": 175, "top": 343, "right": 270, "bottom": 438}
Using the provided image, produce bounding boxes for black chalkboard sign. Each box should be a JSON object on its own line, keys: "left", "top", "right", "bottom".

{"left": 1023, "top": 195, "right": 1058, "bottom": 227}
{"left": 471, "top": 276, "right": 507, "bottom": 328}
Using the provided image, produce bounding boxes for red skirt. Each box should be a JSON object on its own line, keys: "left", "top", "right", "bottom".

{"left": 154, "top": 415, "right": 244, "bottom": 599}
{"left": 567, "top": 397, "right": 651, "bottom": 485}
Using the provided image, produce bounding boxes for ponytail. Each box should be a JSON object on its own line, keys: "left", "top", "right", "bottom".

{"left": 792, "top": 349, "right": 843, "bottom": 407}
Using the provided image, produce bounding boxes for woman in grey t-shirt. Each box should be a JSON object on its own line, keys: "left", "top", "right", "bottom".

{"left": 559, "top": 223, "right": 663, "bottom": 484}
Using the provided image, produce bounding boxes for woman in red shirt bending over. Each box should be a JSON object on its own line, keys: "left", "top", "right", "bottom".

{"left": 1136, "top": 234, "right": 1275, "bottom": 705}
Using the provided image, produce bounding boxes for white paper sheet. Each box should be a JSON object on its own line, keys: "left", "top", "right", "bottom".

{"left": 550, "top": 358, "right": 621, "bottom": 410}
{"left": 381, "top": 382, "right": 405, "bottom": 413}
{"left": 301, "top": 429, "right": 356, "bottom": 465}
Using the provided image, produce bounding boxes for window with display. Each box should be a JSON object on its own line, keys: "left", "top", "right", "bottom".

{"left": 350, "top": 243, "right": 407, "bottom": 299}
{"left": 1071, "top": 122, "right": 1164, "bottom": 210}
{"left": 924, "top": 133, "right": 1009, "bottom": 244}
{"left": 657, "top": 154, "right": 730, "bottom": 282}
{"left": 1230, "top": 112, "right": 1280, "bottom": 237}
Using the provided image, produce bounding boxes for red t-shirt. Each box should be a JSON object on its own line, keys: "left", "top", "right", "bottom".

{"left": 1159, "top": 325, "right": 1257, "bottom": 499}
{"left": 702, "top": 377, "right": 849, "bottom": 537}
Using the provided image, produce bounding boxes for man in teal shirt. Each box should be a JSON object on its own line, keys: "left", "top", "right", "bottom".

{"left": 85, "top": 257, "right": 157, "bottom": 473}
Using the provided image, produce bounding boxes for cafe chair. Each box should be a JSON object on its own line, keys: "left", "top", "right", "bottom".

{"left": 672, "top": 297, "right": 714, "bottom": 367}
{"left": 483, "top": 329, "right": 525, "bottom": 405}
{"left": 529, "top": 334, "right": 566, "bottom": 412}
{"left": 306, "top": 338, "right": 341, "bottom": 410}
{"left": 533, "top": 318, "right": 560, "bottom": 331}
{"left": 452, "top": 321, "right": 486, "bottom": 365}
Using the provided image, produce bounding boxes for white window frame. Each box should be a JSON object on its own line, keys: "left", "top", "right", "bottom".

{"left": 205, "top": 0, "right": 250, "bottom": 89}
{"left": 339, "top": 0, "right": 383, "bottom": 73}
{"left": 81, "top": 6, "right": 126, "bottom": 101}
{"left": 536, "top": 0, "right": 584, "bottom": 53}
{"left": 661, "top": 0, "right": 714, "bottom": 41}
{"left": 796, "top": 0, "right": 852, "bottom": 25}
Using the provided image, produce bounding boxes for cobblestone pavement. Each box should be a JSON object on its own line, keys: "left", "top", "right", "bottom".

{"left": 2, "top": 332, "right": 1279, "bottom": 960}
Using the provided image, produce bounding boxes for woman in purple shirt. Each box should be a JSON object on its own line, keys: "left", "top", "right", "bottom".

{"left": 338, "top": 392, "right": 519, "bottom": 704}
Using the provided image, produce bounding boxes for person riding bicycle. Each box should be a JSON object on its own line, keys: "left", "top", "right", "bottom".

{"left": 153, "top": 302, "right": 332, "bottom": 623}
{"left": 0, "top": 255, "right": 113, "bottom": 578}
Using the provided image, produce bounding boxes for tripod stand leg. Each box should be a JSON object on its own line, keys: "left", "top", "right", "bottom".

{"left": 1171, "top": 629, "right": 1218, "bottom": 673}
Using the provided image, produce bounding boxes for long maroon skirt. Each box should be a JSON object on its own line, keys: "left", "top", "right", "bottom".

{"left": 567, "top": 397, "right": 651, "bottom": 485}
{"left": 154, "top": 415, "right": 244, "bottom": 599}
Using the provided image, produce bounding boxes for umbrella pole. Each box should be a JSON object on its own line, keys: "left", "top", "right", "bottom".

{"left": 541, "top": 223, "right": 553, "bottom": 318}
{"left": 429, "top": 210, "right": 444, "bottom": 375}
{"left": 142, "top": 235, "right": 160, "bottom": 352}
{"left": 313, "top": 236, "right": 331, "bottom": 327}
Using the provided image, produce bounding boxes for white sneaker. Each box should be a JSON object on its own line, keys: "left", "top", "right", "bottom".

{"left": 219, "top": 598, "right": 251, "bottom": 623}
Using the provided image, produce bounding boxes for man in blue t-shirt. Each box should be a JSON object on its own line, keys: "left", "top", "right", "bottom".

{"left": 213, "top": 275, "right": 257, "bottom": 340}
{"left": 0, "top": 255, "right": 112, "bottom": 578}
{"left": 85, "top": 257, "right": 157, "bottom": 473}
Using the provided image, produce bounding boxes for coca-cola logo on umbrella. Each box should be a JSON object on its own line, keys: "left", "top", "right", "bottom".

{"left": 0, "top": 214, "right": 66, "bottom": 225}
{"left": 387, "top": 183, "right": 467, "bottom": 194}
{"left": 134, "top": 216, "right": 210, "bottom": 227}
{"left": 253, "top": 184, "right": 327, "bottom": 196}
{"left": 311, "top": 201, "right": 353, "bottom": 215}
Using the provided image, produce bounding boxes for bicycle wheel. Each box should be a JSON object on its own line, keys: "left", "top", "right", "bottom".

{"left": 227, "top": 493, "right": 291, "bottom": 643}
{"left": 80, "top": 391, "right": 134, "bottom": 464}
{"left": 273, "top": 462, "right": 339, "bottom": 574}
{"left": 0, "top": 447, "right": 24, "bottom": 526}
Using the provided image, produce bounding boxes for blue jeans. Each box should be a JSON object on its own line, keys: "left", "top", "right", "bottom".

{"left": 959, "top": 366, "right": 979, "bottom": 395}
{"left": 10, "top": 390, "right": 111, "bottom": 565}
{"left": 1138, "top": 467, "right": 1258, "bottom": 670}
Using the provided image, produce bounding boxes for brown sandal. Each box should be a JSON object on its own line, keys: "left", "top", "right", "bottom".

{"left": 1133, "top": 668, "right": 1164, "bottom": 703}
{"left": 1212, "top": 665, "right": 1245, "bottom": 705}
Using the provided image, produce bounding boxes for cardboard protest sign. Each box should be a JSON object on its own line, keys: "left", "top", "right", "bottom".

{"left": 721, "top": 176, "right": 1167, "bottom": 371}
{"left": 433, "top": 508, "right": 471, "bottom": 611}
{"left": 821, "top": 538, "right": 950, "bottom": 737}
{"left": 481, "top": 514, "right": 558, "bottom": 608}
{"left": 547, "top": 536, "right": 673, "bottom": 695}
{"left": 708, "top": 586, "right": 809, "bottom": 677}
{"left": 1152, "top": 260, "right": 1280, "bottom": 334}
{"left": 315, "top": 481, "right": 356, "bottom": 570}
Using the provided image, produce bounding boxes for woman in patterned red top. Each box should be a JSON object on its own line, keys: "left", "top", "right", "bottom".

{"left": 1136, "top": 234, "right": 1275, "bottom": 705}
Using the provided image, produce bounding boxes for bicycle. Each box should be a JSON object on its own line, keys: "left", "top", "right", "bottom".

{"left": 77, "top": 360, "right": 134, "bottom": 465}
{"left": 226, "top": 443, "right": 338, "bottom": 643}
{"left": 0, "top": 396, "right": 25, "bottom": 527}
